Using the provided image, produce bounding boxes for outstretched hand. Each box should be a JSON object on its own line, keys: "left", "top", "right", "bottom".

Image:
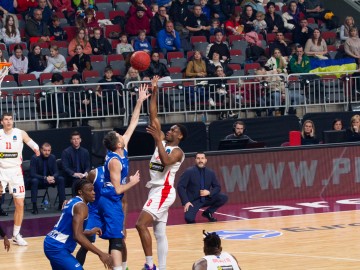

{"left": 151, "top": 75, "right": 160, "bottom": 93}
{"left": 138, "top": 84, "right": 151, "bottom": 102}
{"left": 146, "top": 124, "right": 162, "bottom": 142}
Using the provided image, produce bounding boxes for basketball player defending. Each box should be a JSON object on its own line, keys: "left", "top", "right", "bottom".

{"left": 136, "top": 76, "right": 187, "bottom": 270}
{"left": 0, "top": 112, "right": 40, "bottom": 246}
{"left": 98, "top": 84, "right": 151, "bottom": 270}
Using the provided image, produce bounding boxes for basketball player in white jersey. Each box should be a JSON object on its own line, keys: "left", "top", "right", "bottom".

{"left": 193, "top": 231, "right": 241, "bottom": 270}
{"left": 0, "top": 112, "right": 40, "bottom": 246}
{"left": 136, "top": 76, "right": 188, "bottom": 270}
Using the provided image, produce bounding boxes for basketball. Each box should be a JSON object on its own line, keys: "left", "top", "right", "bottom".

{"left": 130, "top": 51, "right": 151, "bottom": 71}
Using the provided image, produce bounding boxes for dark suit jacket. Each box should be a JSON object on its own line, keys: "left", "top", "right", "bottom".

{"left": 30, "top": 154, "right": 59, "bottom": 181}
{"left": 177, "top": 166, "right": 221, "bottom": 205}
{"left": 61, "top": 146, "right": 91, "bottom": 177}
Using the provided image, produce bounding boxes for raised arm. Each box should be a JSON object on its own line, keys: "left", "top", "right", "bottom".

{"left": 108, "top": 158, "right": 140, "bottom": 195}
{"left": 22, "top": 130, "right": 40, "bottom": 156}
{"left": 149, "top": 75, "right": 161, "bottom": 131}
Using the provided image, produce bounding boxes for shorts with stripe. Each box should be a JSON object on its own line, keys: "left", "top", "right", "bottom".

{"left": 0, "top": 167, "right": 25, "bottom": 198}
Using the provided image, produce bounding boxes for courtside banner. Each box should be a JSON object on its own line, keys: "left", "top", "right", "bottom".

{"left": 127, "top": 144, "right": 360, "bottom": 211}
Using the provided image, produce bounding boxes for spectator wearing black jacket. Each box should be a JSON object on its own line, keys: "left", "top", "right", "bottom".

{"left": 293, "top": 18, "right": 313, "bottom": 48}
{"left": 269, "top": 32, "right": 291, "bottom": 57}
{"left": 142, "top": 51, "right": 170, "bottom": 79}
{"left": 241, "top": 5, "right": 256, "bottom": 33}
{"left": 265, "top": 1, "right": 285, "bottom": 33}
{"left": 206, "top": 29, "right": 230, "bottom": 61}
{"left": 208, "top": 0, "right": 229, "bottom": 23}
{"left": 150, "top": 6, "right": 168, "bottom": 37}
{"left": 67, "top": 44, "right": 92, "bottom": 74}
{"left": 206, "top": 51, "right": 233, "bottom": 77}
{"left": 89, "top": 28, "right": 112, "bottom": 55}
{"left": 186, "top": 4, "right": 211, "bottom": 39}
{"left": 28, "top": 44, "right": 47, "bottom": 79}
{"left": 169, "top": 0, "right": 192, "bottom": 27}
{"left": 48, "top": 14, "right": 68, "bottom": 41}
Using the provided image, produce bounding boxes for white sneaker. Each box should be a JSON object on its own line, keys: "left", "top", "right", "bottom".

{"left": 208, "top": 98, "right": 216, "bottom": 107}
{"left": 12, "top": 234, "right": 28, "bottom": 246}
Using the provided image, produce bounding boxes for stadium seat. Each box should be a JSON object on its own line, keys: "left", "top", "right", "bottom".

{"left": 96, "top": 3, "right": 113, "bottom": 19}
{"left": 266, "top": 33, "right": 276, "bottom": 44}
{"left": 228, "top": 64, "right": 241, "bottom": 71}
{"left": 168, "top": 67, "right": 182, "bottom": 73}
{"left": 107, "top": 54, "right": 124, "bottom": 64}
{"left": 18, "top": 74, "right": 39, "bottom": 88}
{"left": 229, "top": 49, "right": 242, "bottom": 56}
{"left": 107, "top": 60, "right": 126, "bottom": 75}
{"left": 82, "top": 70, "right": 101, "bottom": 82}
{"left": 109, "top": 10, "right": 125, "bottom": 20}
{"left": 111, "top": 40, "right": 120, "bottom": 51}
{"left": 167, "top": 51, "right": 185, "bottom": 63}
{"left": 9, "top": 42, "right": 27, "bottom": 53}
{"left": 170, "top": 58, "right": 187, "bottom": 70}
{"left": 244, "top": 63, "right": 261, "bottom": 75}
{"left": 50, "top": 41, "right": 68, "bottom": 48}
{"left": 209, "top": 35, "right": 226, "bottom": 43}
{"left": 30, "top": 42, "right": 49, "bottom": 50}
{"left": 193, "top": 42, "right": 209, "bottom": 53}
{"left": 63, "top": 26, "right": 77, "bottom": 42}
{"left": 231, "top": 40, "right": 247, "bottom": 52}
{"left": 62, "top": 71, "right": 77, "bottom": 83}
{"left": 228, "top": 35, "right": 244, "bottom": 46}
{"left": 39, "top": 73, "right": 53, "bottom": 85}
{"left": 105, "top": 24, "right": 121, "bottom": 39}
{"left": 190, "top": 36, "right": 207, "bottom": 44}
{"left": 115, "top": 2, "right": 132, "bottom": 13}
{"left": 92, "top": 60, "right": 108, "bottom": 75}
{"left": 95, "top": 11, "right": 106, "bottom": 20}
{"left": 1, "top": 75, "right": 18, "bottom": 93}
{"left": 322, "top": 31, "right": 337, "bottom": 46}
{"left": 187, "top": 51, "right": 195, "bottom": 60}
{"left": 0, "top": 43, "right": 6, "bottom": 51}
{"left": 90, "top": 55, "right": 106, "bottom": 62}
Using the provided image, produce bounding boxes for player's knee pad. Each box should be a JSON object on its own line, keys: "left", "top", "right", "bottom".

{"left": 109, "top": 238, "right": 123, "bottom": 252}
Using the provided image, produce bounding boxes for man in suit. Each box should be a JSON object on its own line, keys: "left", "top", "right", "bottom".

{"left": 61, "top": 131, "right": 91, "bottom": 195}
{"left": 177, "top": 152, "right": 228, "bottom": 223}
{"left": 30, "top": 142, "right": 65, "bottom": 213}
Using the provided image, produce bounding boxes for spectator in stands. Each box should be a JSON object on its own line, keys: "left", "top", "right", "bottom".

{"left": 68, "top": 44, "right": 92, "bottom": 74}
{"left": 151, "top": 3, "right": 159, "bottom": 16}
{"left": 0, "top": 0, "right": 16, "bottom": 15}
{"left": 304, "top": 28, "right": 328, "bottom": 59}
{"left": 14, "top": 0, "right": 38, "bottom": 18}
{"left": 75, "top": 0, "right": 97, "bottom": 18}
{"left": 52, "top": 0, "right": 75, "bottom": 24}
{"left": 210, "top": 18, "right": 223, "bottom": 35}
{"left": 0, "top": 50, "right": 7, "bottom": 62}
{"left": 169, "top": 0, "right": 191, "bottom": 28}
{"left": 344, "top": 27, "right": 360, "bottom": 64}
{"left": 125, "top": 7, "right": 151, "bottom": 37}
{"left": 157, "top": 21, "right": 182, "bottom": 56}
{"left": 206, "top": 29, "right": 230, "bottom": 61}
{"left": 28, "top": 44, "right": 47, "bottom": 79}
{"left": 30, "top": 142, "right": 65, "bottom": 214}
{"left": 303, "top": 0, "right": 324, "bottom": 20}
{"left": 150, "top": 5, "right": 168, "bottom": 37}
{"left": 282, "top": 1, "right": 305, "bottom": 32}
{"left": 224, "top": 120, "right": 256, "bottom": 141}
{"left": 224, "top": 12, "right": 243, "bottom": 36}
{"left": 346, "top": 114, "right": 360, "bottom": 142}
{"left": 44, "top": 45, "right": 67, "bottom": 73}
{"left": 128, "top": 0, "right": 153, "bottom": 19}
{"left": 9, "top": 44, "right": 28, "bottom": 82}
{"left": 133, "top": 30, "right": 152, "bottom": 53}
{"left": 265, "top": 1, "right": 284, "bottom": 33}
{"left": 89, "top": 27, "right": 112, "bottom": 55}
{"left": 200, "top": 0, "right": 211, "bottom": 21}
{"left": 48, "top": 14, "right": 68, "bottom": 41}
{"left": 293, "top": 18, "right": 313, "bottom": 48}
{"left": 252, "top": 11, "right": 267, "bottom": 39}
{"left": 265, "top": 48, "right": 288, "bottom": 74}
{"left": 186, "top": 4, "right": 211, "bottom": 40}
{"left": 301, "top": 119, "right": 319, "bottom": 145}
{"left": 142, "top": 51, "right": 170, "bottom": 80}
{"left": 116, "top": 33, "right": 134, "bottom": 57}
{"left": 1, "top": 14, "right": 21, "bottom": 47}
{"left": 25, "top": 8, "right": 54, "bottom": 44}
{"left": 208, "top": 0, "right": 229, "bottom": 24}
{"left": 185, "top": 50, "right": 207, "bottom": 78}
{"left": 61, "top": 131, "right": 91, "bottom": 195}
{"left": 241, "top": 5, "right": 256, "bottom": 33}
{"left": 68, "top": 28, "right": 92, "bottom": 57}
{"left": 206, "top": 51, "right": 233, "bottom": 77}
{"left": 340, "top": 16, "right": 356, "bottom": 42}
{"left": 332, "top": 118, "right": 343, "bottom": 131}
{"left": 83, "top": 7, "right": 99, "bottom": 38}
{"left": 124, "top": 67, "right": 141, "bottom": 106}
{"left": 289, "top": 44, "right": 311, "bottom": 73}
{"left": 73, "top": 0, "right": 94, "bottom": 8}
{"left": 30, "top": 0, "right": 52, "bottom": 24}
{"left": 270, "top": 31, "right": 290, "bottom": 57}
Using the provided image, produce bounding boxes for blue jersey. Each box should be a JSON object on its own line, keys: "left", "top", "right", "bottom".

{"left": 101, "top": 149, "right": 129, "bottom": 201}
{"left": 88, "top": 166, "right": 105, "bottom": 215}
{"left": 44, "top": 196, "right": 87, "bottom": 253}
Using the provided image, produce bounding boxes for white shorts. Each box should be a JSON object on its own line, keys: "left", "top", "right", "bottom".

{"left": 0, "top": 167, "right": 25, "bottom": 198}
{"left": 142, "top": 185, "right": 176, "bottom": 223}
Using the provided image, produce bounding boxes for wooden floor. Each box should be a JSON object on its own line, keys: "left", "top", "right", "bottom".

{"left": 2, "top": 210, "right": 360, "bottom": 269}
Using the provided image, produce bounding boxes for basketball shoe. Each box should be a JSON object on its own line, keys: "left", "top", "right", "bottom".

{"left": 142, "top": 263, "right": 157, "bottom": 270}
{"left": 12, "top": 234, "right": 28, "bottom": 246}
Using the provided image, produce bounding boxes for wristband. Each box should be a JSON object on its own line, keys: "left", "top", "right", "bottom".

{"left": 26, "top": 139, "right": 39, "bottom": 151}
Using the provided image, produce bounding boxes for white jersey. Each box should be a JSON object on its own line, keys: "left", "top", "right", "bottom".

{"left": 203, "top": 252, "right": 240, "bottom": 270}
{"left": 0, "top": 128, "right": 24, "bottom": 168}
{"left": 146, "top": 141, "right": 184, "bottom": 188}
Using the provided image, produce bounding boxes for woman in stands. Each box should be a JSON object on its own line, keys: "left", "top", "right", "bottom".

{"left": 206, "top": 51, "right": 233, "bottom": 77}
{"left": 340, "top": 16, "right": 356, "bottom": 42}
{"left": 346, "top": 114, "right": 360, "bottom": 142}
{"left": 332, "top": 118, "right": 343, "bottom": 131}
{"left": 28, "top": 45, "right": 47, "bottom": 79}
{"left": 265, "top": 48, "right": 288, "bottom": 74}
{"left": 225, "top": 12, "right": 243, "bottom": 36}
{"left": 282, "top": 1, "right": 304, "bottom": 32}
{"left": 241, "top": 5, "right": 256, "bottom": 33}
{"left": 185, "top": 50, "right": 207, "bottom": 78}
{"left": 68, "top": 28, "right": 92, "bottom": 57}
{"left": 1, "top": 15, "right": 20, "bottom": 47}
{"left": 0, "top": 50, "right": 7, "bottom": 63}
{"left": 124, "top": 67, "right": 141, "bottom": 107}
{"left": 83, "top": 8, "right": 99, "bottom": 38}
{"left": 67, "top": 44, "right": 92, "bottom": 74}
{"left": 264, "top": 1, "right": 285, "bottom": 34}
{"left": 44, "top": 45, "right": 67, "bottom": 73}
{"left": 344, "top": 27, "right": 360, "bottom": 64}
{"left": 301, "top": 120, "right": 319, "bottom": 145}
{"left": 304, "top": 28, "right": 328, "bottom": 59}
{"left": 9, "top": 44, "right": 28, "bottom": 83}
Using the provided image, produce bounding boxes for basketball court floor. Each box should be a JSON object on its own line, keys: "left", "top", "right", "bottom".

{"left": 1, "top": 195, "right": 360, "bottom": 269}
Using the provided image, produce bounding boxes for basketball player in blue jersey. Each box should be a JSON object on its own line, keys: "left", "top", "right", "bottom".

{"left": 136, "top": 76, "right": 187, "bottom": 270}
{"left": 44, "top": 179, "right": 113, "bottom": 270}
{"left": 76, "top": 167, "right": 129, "bottom": 270}
{"left": 98, "top": 84, "right": 151, "bottom": 270}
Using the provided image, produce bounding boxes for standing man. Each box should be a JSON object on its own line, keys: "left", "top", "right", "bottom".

{"left": 61, "top": 131, "right": 91, "bottom": 196}
{"left": 136, "top": 76, "right": 188, "bottom": 270}
{"left": 192, "top": 231, "right": 241, "bottom": 270}
{"left": 177, "top": 152, "right": 228, "bottom": 224}
{"left": 0, "top": 112, "right": 40, "bottom": 246}
{"left": 98, "top": 84, "right": 151, "bottom": 270}
{"left": 30, "top": 142, "right": 65, "bottom": 214}
{"left": 224, "top": 121, "right": 256, "bottom": 142}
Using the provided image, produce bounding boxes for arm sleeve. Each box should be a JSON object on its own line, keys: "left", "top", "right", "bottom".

{"left": 209, "top": 170, "right": 221, "bottom": 197}
{"left": 177, "top": 169, "right": 191, "bottom": 205}
{"left": 174, "top": 32, "right": 181, "bottom": 50}
{"left": 61, "top": 150, "right": 75, "bottom": 177}
{"left": 51, "top": 156, "right": 59, "bottom": 178}
{"left": 30, "top": 156, "right": 44, "bottom": 180}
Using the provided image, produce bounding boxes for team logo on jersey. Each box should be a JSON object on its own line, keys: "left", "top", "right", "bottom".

{"left": 166, "top": 148, "right": 171, "bottom": 154}
{"left": 214, "top": 229, "right": 282, "bottom": 240}
{"left": 13, "top": 135, "right": 17, "bottom": 141}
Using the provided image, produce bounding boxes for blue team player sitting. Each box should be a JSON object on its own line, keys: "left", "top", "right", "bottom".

{"left": 43, "top": 179, "right": 113, "bottom": 270}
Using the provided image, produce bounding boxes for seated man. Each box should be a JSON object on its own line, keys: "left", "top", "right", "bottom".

{"left": 25, "top": 8, "right": 54, "bottom": 44}
{"left": 157, "top": 21, "right": 182, "bottom": 56}
{"left": 225, "top": 121, "right": 256, "bottom": 142}
{"left": 177, "top": 152, "right": 228, "bottom": 224}
{"left": 30, "top": 142, "right": 65, "bottom": 214}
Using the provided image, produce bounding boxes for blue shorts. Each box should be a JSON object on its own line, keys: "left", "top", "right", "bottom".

{"left": 98, "top": 196, "right": 124, "bottom": 239}
{"left": 85, "top": 211, "right": 103, "bottom": 242}
{"left": 44, "top": 241, "right": 83, "bottom": 270}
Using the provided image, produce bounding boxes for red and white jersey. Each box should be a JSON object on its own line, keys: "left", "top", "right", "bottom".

{"left": 203, "top": 252, "right": 240, "bottom": 270}
{"left": 0, "top": 128, "right": 24, "bottom": 168}
{"left": 146, "top": 141, "right": 184, "bottom": 188}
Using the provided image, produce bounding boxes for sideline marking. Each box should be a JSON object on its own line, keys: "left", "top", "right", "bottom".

{"left": 199, "top": 208, "right": 248, "bottom": 220}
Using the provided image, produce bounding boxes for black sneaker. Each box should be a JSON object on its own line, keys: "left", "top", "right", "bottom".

{"left": 202, "top": 211, "right": 217, "bottom": 222}
{"left": 0, "top": 208, "right": 8, "bottom": 216}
